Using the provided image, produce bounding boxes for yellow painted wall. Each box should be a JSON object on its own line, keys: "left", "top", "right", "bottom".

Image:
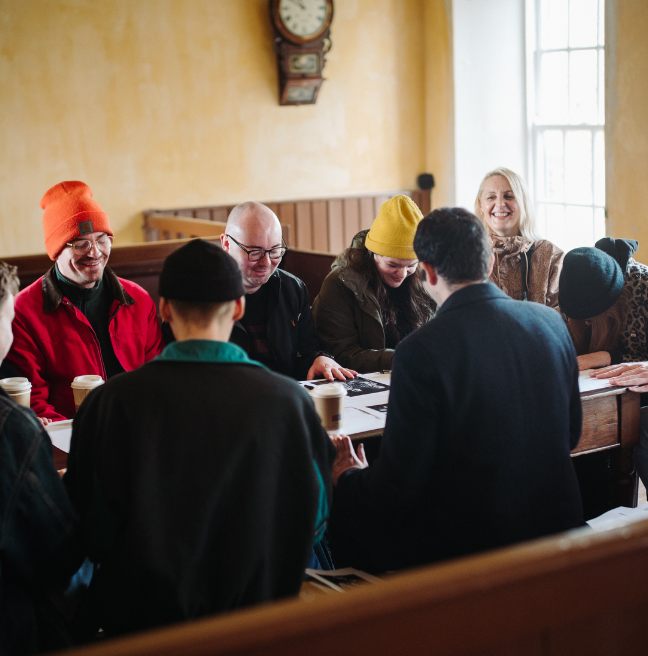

{"left": 423, "top": 0, "right": 453, "bottom": 209}
{"left": 606, "top": 0, "right": 648, "bottom": 259}
{"left": 0, "top": 0, "right": 452, "bottom": 257}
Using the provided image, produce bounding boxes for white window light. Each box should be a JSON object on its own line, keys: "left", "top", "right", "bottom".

{"left": 527, "top": 0, "right": 605, "bottom": 253}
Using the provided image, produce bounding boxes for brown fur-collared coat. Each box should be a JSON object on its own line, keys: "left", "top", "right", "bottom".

{"left": 490, "top": 236, "right": 564, "bottom": 310}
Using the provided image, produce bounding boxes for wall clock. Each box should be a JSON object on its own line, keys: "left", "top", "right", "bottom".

{"left": 270, "top": 0, "right": 334, "bottom": 105}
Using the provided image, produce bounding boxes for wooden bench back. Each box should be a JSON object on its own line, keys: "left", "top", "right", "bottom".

{"left": 57, "top": 520, "right": 648, "bottom": 656}
{"left": 2, "top": 239, "right": 335, "bottom": 307}
{"left": 143, "top": 189, "right": 431, "bottom": 252}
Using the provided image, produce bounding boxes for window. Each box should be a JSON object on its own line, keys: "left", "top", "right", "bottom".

{"left": 529, "top": 0, "right": 605, "bottom": 253}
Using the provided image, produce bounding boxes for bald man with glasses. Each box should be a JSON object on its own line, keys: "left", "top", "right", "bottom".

{"left": 6, "top": 181, "right": 163, "bottom": 422}
{"left": 221, "top": 202, "right": 355, "bottom": 381}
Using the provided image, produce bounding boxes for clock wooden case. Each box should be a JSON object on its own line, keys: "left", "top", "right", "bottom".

{"left": 270, "top": 0, "right": 334, "bottom": 106}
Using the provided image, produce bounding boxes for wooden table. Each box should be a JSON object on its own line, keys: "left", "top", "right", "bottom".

{"left": 54, "top": 377, "right": 642, "bottom": 506}
{"left": 338, "top": 375, "right": 642, "bottom": 509}
{"left": 576, "top": 387, "right": 640, "bottom": 507}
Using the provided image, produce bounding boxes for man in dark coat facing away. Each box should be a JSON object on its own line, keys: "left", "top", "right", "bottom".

{"left": 329, "top": 208, "right": 584, "bottom": 573}
{"left": 64, "top": 239, "right": 335, "bottom": 638}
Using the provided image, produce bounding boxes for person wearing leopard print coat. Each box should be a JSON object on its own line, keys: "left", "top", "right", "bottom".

{"left": 559, "top": 237, "right": 648, "bottom": 492}
{"left": 559, "top": 238, "right": 648, "bottom": 370}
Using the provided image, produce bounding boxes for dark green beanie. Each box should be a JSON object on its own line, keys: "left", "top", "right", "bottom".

{"left": 559, "top": 247, "right": 624, "bottom": 320}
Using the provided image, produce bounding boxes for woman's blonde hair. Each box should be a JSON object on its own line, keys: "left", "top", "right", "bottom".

{"left": 474, "top": 167, "right": 540, "bottom": 241}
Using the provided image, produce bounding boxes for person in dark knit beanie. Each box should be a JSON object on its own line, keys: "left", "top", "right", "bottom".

{"left": 559, "top": 247, "right": 624, "bottom": 321}
{"left": 559, "top": 241, "right": 644, "bottom": 372}
{"left": 64, "top": 239, "right": 335, "bottom": 639}
{"left": 159, "top": 239, "right": 244, "bottom": 303}
{"left": 562, "top": 238, "right": 648, "bottom": 499}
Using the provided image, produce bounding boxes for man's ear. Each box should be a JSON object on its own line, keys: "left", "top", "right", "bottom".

{"left": 420, "top": 262, "right": 438, "bottom": 286}
{"left": 232, "top": 296, "right": 245, "bottom": 322}
{"left": 220, "top": 233, "right": 229, "bottom": 252}
{"left": 488, "top": 252, "right": 495, "bottom": 277}
{"left": 159, "top": 297, "right": 172, "bottom": 323}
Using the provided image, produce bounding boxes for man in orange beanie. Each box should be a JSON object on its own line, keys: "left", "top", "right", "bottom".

{"left": 6, "top": 181, "right": 164, "bottom": 421}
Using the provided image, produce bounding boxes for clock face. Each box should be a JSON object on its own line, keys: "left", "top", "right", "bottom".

{"left": 279, "top": 0, "right": 329, "bottom": 38}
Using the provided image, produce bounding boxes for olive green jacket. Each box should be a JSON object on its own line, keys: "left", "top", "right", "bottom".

{"left": 312, "top": 230, "right": 400, "bottom": 373}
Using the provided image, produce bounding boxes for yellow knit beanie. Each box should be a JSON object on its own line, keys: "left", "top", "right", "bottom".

{"left": 364, "top": 195, "right": 423, "bottom": 259}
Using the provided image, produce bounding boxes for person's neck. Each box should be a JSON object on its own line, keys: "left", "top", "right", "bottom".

{"left": 490, "top": 228, "right": 520, "bottom": 239}
{"left": 55, "top": 263, "right": 100, "bottom": 291}
{"left": 169, "top": 322, "right": 234, "bottom": 343}
{"left": 434, "top": 280, "right": 483, "bottom": 308}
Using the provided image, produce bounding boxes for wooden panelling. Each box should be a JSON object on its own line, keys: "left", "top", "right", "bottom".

{"left": 311, "top": 200, "right": 328, "bottom": 252}
{"left": 295, "top": 201, "right": 312, "bottom": 250}
{"left": 146, "top": 216, "right": 226, "bottom": 240}
{"left": 374, "top": 194, "right": 391, "bottom": 217}
{"left": 343, "top": 197, "right": 360, "bottom": 247}
{"left": 278, "top": 203, "right": 296, "bottom": 247}
{"left": 327, "top": 199, "right": 344, "bottom": 254}
{"left": 574, "top": 394, "right": 619, "bottom": 453}
{"left": 359, "top": 196, "right": 375, "bottom": 230}
{"left": 143, "top": 190, "right": 427, "bottom": 253}
{"left": 212, "top": 207, "right": 227, "bottom": 223}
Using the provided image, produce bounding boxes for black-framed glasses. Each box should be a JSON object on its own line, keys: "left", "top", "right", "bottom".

{"left": 66, "top": 234, "right": 113, "bottom": 256}
{"left": 226, "top": 234, "right": 287, "bottom": 262}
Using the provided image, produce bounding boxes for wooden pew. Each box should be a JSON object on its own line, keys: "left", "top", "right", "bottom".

{"left": 56, "top": 520, "right": 648, "bottom": 656}
{"left": 2, "top": 238, "right": 336, "bottom": 307}
{"left": 142, "top": 189, "right": 432, "bottom": 251}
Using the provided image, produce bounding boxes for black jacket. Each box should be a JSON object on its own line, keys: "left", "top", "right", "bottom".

{"left": 0, "top": 389, "right": 79, "bottom": 654}
{"left": 230, "top": 269, "right": 324, "bottom": 380}
{"left": 332, "top": 283, "right": 584, "bottom": 572}
{"left": 64, "top": 341, "right": 335, "bottom": 637}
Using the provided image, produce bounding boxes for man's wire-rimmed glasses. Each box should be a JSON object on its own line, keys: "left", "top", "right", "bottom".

{"left": 226, "top": 234, "right": 287, "bottom": 262}
{"left": 66, "top": 234, "right": 114, "bottom": 256}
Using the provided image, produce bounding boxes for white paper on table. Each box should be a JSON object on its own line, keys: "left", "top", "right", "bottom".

{"left": 587, "top": 503, "right": 648, "bottom": 531}
{"left": 45, "top": 419, "right": 73, "bottom": 453}
{"left": 578, "top": 369, "right": 619, "bottom": 394}
{"left": 335, "top": 406, "right": 385, "bottom": 436}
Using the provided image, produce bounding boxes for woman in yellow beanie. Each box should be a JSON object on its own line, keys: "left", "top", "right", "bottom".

{"left": 312, "top": 195, "right": 435, "bottom": 373}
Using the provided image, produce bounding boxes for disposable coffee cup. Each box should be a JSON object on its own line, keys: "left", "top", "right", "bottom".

{"left": 310, "top": 383, "right": 347, "bottom": 432}
{"left": 71, "top": 375, "right": 104, "bottom": 409}
{"left": 0, "top": 377, "right": 32, "bottom": 407}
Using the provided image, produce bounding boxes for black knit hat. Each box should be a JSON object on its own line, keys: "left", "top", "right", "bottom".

{"left": 559, "top": 247, "right": 625, "bottom": 320}
{"left": 159, "top": 239, "right": 244, "bottom": 302}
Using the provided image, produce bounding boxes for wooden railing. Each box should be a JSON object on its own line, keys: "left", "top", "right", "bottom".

{"left": 145, "top": 215, "right": 227, "bottom": 240}
{"left": 56, "top": 519, "right": 648, "bottom": 656}
{"left": 145, "top": 214, "right": 292, "bottom": 245}
{"left": 142, "top": 189, "right": 431, "bottom": 251}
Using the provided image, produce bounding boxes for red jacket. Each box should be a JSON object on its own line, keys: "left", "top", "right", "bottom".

{"left": 7, "top": 267, "right": 164, "bottom": 421}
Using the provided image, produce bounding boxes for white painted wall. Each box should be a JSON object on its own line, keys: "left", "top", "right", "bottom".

{"left": 452, "top": 0, "right": 528, "bottom": 211}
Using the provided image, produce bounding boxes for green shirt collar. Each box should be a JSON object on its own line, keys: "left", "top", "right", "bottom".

{"left": 156, "top": 339, "right": 267, "bottom": 368}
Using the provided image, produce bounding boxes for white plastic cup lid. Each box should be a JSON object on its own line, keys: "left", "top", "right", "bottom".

{"left": 310, "top": 382, "right": 347, "bottom": 398}
{"left": 71, "top": 375, "right": 105, "bottom": 390}
{"left": 0, "top": 377, "right": 32, "bottom": 392}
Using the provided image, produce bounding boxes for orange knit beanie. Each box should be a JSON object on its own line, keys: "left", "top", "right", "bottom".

{"left": 41, "top": 181, "right": 113, "bottom": 260}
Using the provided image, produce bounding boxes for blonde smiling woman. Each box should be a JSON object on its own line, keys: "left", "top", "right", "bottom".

{"left": 474, "top": 167, "right": 564, "bottom": 310}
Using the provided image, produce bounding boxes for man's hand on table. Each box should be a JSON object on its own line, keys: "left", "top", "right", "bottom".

{"left": 330, "top": 434, "right": 368, "bottom": 486}
{"left": 590, "top": 362, "right": 648, "bottom": 393}
{"left": 38, "top": 416, "right": 52, "bottom": 427}
{"left": 576, "top": 351, "right": 611, "bottom": 371}
{"left": 307, "top": 356, "right": 357, "bottom": 382}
